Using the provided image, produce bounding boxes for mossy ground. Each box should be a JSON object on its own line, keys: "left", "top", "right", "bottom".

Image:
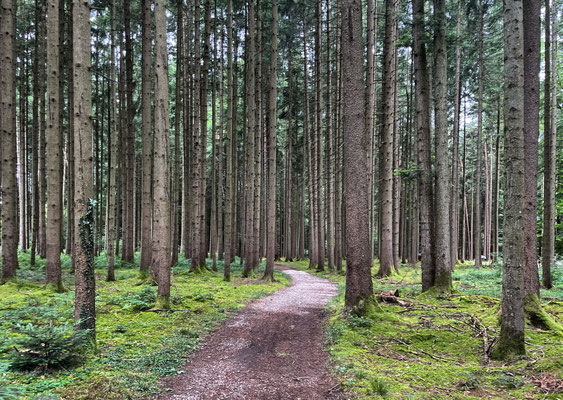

{"left": 279, "top": 258, "right": 563, "bottom": 399}
{"left": 0, "top": 251, "right": 289, "bottom": 399}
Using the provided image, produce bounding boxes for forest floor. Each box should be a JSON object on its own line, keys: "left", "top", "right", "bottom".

{"left": 0, "top": 253, "right": 291, "bottom": 399}
{"left": 277, "top": 259, "right": 563, "bottom": 400}
{"left": 154, "top": 265, "right": 346, "bottom": 400}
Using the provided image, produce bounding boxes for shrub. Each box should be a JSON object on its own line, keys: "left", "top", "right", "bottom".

{"left": 122, "top": 286, "right": 156, "bottom": 311}
{"left": 8, "top": 323, "right": 88, "bottom": 371}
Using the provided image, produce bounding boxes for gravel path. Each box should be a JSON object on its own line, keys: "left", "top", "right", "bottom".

{"left": 155, "top": 266, "right": 346, "bottom": 400}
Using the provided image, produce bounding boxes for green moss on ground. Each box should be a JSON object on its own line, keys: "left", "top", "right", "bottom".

{"left": 280, "top": 259, "right": 563, "bottom": 399}
{"left": 0, "top": 252, "right": 289, "bottom": 399}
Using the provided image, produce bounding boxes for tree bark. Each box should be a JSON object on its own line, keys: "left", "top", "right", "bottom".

{"left": 491, "top": 0, "right": 526, "bottom": 359}
{"left": 432, "top": 0, "right": 452, "bottom": 291}
{"left": 223, "top": 0, "right": 234, "bottom": 279}
{"left": 153, "top": 0, "right": 172, "bottom": 309}
{"left": 523, "top": 0, "right": 541, "bottom": 299}
{"left": 1, "top": 0, "right": 19, "bottom": 282}
{"left": 106, "top": 0, "right": 118, "bottom": 282}
{"left": 474, "top": 0, "right": 484, "bottom": 269}
{"left": 377, "top": 0, "right": 397, "bottom": 278}
{"left": 140, "top": 0, "right": 153, "bottom": 279}
{"left": 450, "top": 0, "right": 462, "bottom": 267}
{"left": 412, "top": 0, "right": 434, "bottom": 291}
{"left": 263, "top": 0, "right": 278, "bottom": 281}
{"left": 541, "top": 0, "right": 555, "bottom": 290}
{"left": 72, "top": 0, "right": 95, "bottom": 340}
{"left": 46, "top": 0, "right": 64, "bottom": 291}
{"left": 341, "top": 0, "right": 375, "bottom": 315}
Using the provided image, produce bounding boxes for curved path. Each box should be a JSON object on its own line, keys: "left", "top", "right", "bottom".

{"left": 156, "top": 266, "right": 345, "bottom": 400}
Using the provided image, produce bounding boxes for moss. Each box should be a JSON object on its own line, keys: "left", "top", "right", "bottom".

{"left": 490, "top": 332, "right": 526, "bottom": 361}
{"left": 189, "top": 262, "right": 208, "bottom": 274}
{"left": 155, "top": 294, "right": 172, "bottom": 310}
{"left": 348, "top": 293, "right": 381, "bottom": 317}
{"left": 45, "top": 281, "right": 67, "bottom": 293}
{"left": 137, "top": 270, "right": 150, "bottom": 281}
{"left": 524, "top": 294, "right": 563, "bottom": 334}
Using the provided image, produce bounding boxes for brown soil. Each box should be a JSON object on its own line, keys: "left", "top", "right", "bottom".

{"left": 153, "top": 266, "right": 348, "bottom": 400}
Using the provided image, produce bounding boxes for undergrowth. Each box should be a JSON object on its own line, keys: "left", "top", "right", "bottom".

{"left": 280, "top": 258, "right": 563, "bottom": 399}
{"left": 0, "top": 251, "right": 289, "bottom": 399}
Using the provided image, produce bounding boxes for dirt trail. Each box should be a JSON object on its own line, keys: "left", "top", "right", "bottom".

{"left": 155, "top": 266, "right": 346, "bottom": 400}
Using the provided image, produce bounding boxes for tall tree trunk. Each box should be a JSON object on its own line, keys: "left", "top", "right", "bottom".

{"left": 450, "top": 0, "right": 462, "bottom": 266}
{"left": 377, "top": 0, "right": 397, "bottom": 277}
{"left": 315, "top": 0, "right": 325, "bottom": 271}
{"left": 325, "top": 0, "right": 334, "bottom": 270}
{"left": 341, "top": 0, "right": 375, "bottom": 315}
{"left": 141, "top": 0, "right": 153, "bottom": 279}
{"left": 38, "top": 0, "right": 47, "bottom": 260}
{"left": 198, "top": 0, "right": 211, "bottom": 264}
{"left": 242, "top": 0, "right": 256, "bottom": 277}
{"left": 1, "top": 0, "right": 19, "bottom": 282}
{"left": 190, "top": 0, "right": 203, "bottom": 271}
{"left": 541, "top": 0, "right": 555, "bottom": 290}
{"left": 46, "top": 0, "right": 64, "bottom": 291}
{"left": 65, "top": 0, "right": 74, "bottom": 259}
{"left": 412, "top": 0, "right": 434, "bottom": 291}
{"left": 153, "top": 0, "right": 171, "bottom": 309}
{"left": 474, "top": 0, "right": 484, "bottom": 269}
{"left": 72, "top": 0, "right": 95, "bottom": 339}
{"left": 171, "top": 0, "right": 183, "bottom": 268}
{"left": 522, "top": 0, "right": 541, "bottom": 302}
{"left": 106, "top": 0, "right": 118, "bottom": 282}
{"left": 223, "top": 0, "right": 234, "bottom": 279}
{"left": 123, "top": 0, "right": 135, "bottom": 264}
{"left": 432, "top": 0, "right": 452, "bottom": 291}
{"left": 491, "top": 0, "right": 526, "bottom": 359}
{"left": 263, "top": 0, "right": 278, "bottom": 281}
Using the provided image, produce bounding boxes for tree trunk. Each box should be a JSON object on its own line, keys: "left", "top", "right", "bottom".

{"left": 315, "top": 0, "right": 325, "bottom": 271}
{"left": 106, "top": 0, "right": 118, "bottom": 282}
{"left": 140, "top": 0, "right": 153, "bottom": 279}
{"left": 432, "top": 0, "right": 452, "bottom": 291}
{"left": 223, "top": 0, "right": 234, "bottom": 279}
{"left": 450, "top": 0, "right": 462, "bottom": 267}
{"left": 242, "top": 0, "right": 256, "bottom": 277}
{"left": 474, "top": 0, "right": 484, "bottom": 269}
{"left": 541, "top": 0, "right": 555, "bottom": 290}
{"left": 377, "top": 0, "right": 397, "bottom": 278}
{"left": 72, "top": 0, "right": 95, "bottom": 340}
{"left": 1, "top": 0, "right": 19, "bottom": 282}
{"left": 171, "top": 0, "right": 183, "bottom": 268}
{"left": 522, "top": 0, "right": 541, "bottom": 301}
{"left": 46, "top": 0, "right": 64, "bottom": 292}
{"left": 412, "top": 0, "right": 434, "bottom": 291}
{"left": 263, "top": 0, "right": 278, "bottom": 281}
{"left": 341, "top": 0, "right": 375, "bottom": 315}
{"left": 491, "top": 0, "right": 526, "bottom": 359}
{"left": 153, "top": 0, "right": 171, "bottom": 309}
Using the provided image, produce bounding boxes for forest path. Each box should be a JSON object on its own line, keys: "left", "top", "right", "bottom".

{"left": 155, "top": 265, "right": 346, "bottom": 400}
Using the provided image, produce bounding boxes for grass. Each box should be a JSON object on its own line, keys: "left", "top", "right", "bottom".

{"left": 279, "top": 258, "right": 563, "bottom": 399}
{"left": 0, "top": 251, "right": 290, "bottom": 399}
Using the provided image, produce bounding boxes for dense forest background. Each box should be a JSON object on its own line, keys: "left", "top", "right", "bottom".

{"left": 0, "top": 0, "right": 562, "bottom": 397}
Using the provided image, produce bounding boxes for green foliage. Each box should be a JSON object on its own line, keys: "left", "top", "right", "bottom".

{"left": 0, "top": 385, "right": 25, "bottom": 400}
{"left": 368, "top": 377, "right": 389, "bottom": 397}
{"left": 121, "top": 285, "right": 156, "bottom": 311}
{"left": 7, "top": 323, "right": 88, "bottom": 371}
